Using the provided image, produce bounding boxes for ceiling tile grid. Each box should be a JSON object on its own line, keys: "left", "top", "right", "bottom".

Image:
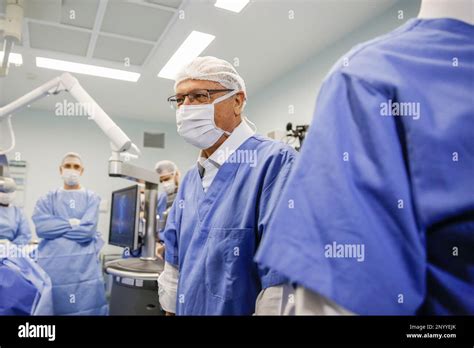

{"left": 4, "top": 0, "right": 182, "bottom": 67}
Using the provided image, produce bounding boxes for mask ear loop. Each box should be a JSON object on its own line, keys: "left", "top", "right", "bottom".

{"left": 244, "top": 117, "right": 257, "bottom": 132}
{"left": 211, "top": 90, "right": 240, "bottom": 136}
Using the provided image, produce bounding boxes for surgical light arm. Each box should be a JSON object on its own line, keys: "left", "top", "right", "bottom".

{"left": 1, "top": 72, "right": 159, "bottom": 260}
{"left": 0, "top": 72, "right": 138, "bottom": 154}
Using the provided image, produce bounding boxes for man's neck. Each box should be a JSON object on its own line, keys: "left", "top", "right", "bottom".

{"left": 418, "top": 0, "right": 474, "bottom": 25}
{"left": 64, "top": 184, "right": 81, "bottom": 190}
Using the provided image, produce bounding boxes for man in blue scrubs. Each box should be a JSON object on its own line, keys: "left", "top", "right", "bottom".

{"left": 256, "top": 16, "right": 474, "bottom": 315}
{"left": 33, "top": 152, "right": 108, "bottom": 315}
{"left": 155, "top": 161, "right": 180, "bottom": 241}
{"left": 155, "top": 161, "right": 180, "bottom": 260}
{"left": 158, "top": 57, "right": 297, "bottom": 315}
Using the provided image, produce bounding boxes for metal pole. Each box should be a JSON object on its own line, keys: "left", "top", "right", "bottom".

{"left": 141, "top": 182, "right": 158, "bottom": 260}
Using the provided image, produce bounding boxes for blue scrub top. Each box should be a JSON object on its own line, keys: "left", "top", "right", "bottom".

{"left": 256, "top": 18, "right": 474, "bottom": 315}
{"left": 164, "top": 135, "right": 297, "bottom": 315}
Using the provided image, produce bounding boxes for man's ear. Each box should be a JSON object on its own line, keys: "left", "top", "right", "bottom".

{"left": 80, "top": 168, "right": 84, "bottom": 176}
{"left": 234, "top": 92, "right": 245, "bottom": 116}
{"left": 59, "top": 166, "right": 63, "bottom": 175}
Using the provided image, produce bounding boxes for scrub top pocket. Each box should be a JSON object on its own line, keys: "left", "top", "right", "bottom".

{"left": 205, "top": 227, "right": 254, "bottom": 301}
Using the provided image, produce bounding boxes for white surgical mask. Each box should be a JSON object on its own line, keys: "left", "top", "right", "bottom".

{"left": 162, "top": 180, "right": 177, "bottom": 195}
{"left": 0, "top": 191, "right": 15, "bottom": 205}
{"left": 62, "top": 169, "right": 81, "bottom": 186}
{"left": 176, "top": 90, "right": 238, "bottom": 149}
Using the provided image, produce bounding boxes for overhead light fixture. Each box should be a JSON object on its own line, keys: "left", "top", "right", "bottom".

{"left": 0, "top": 52, "right": 23, "bottom": 66}
{"left": 214, "top": 0, "right": 249, "bottom": 13}
{"left": 158, "top": 31, "right": 215, "bottom": 80}
{"left": 35, "top": 57, "right": 141, "bottom": 82}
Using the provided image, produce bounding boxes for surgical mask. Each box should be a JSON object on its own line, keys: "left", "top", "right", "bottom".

{"left": 62, "top": 169, "right": 81, "bottom": 186}
{"left": 176, "top": 90, "right": 238, "bottom": 149}
{"left": 0, "top": 191, "right": 15, "bottom": 205}
{"left": 162, "top": 180, "right": 176, "bottom": 195}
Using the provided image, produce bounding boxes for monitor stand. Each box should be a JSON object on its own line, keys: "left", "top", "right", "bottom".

{"left": 105, "top": 258, "right": 164, "bottom": 315}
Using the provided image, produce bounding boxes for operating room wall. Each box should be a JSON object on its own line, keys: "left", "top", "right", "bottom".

{"left": 245, "top": 0, "right": 421, "bottom": 136}
{"left": 8, "top": 107, "right": 197, "bottom": 254}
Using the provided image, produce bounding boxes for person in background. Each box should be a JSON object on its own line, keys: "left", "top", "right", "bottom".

{"left": 33, "top": 152, "right": 108, "bottom": 315}
{"left": 0, "top": 187, "right": 53, "bottom": 315}
{"left": 155, "top": 160, "right": 180, "bottom": 259}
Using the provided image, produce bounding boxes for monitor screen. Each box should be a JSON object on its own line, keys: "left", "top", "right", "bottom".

{"left": 109, "top": 185, "right": 139, "bottom": 249}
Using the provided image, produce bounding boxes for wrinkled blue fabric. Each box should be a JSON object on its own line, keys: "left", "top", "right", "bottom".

{"left": 256, "top": 18, "right": 474, "bottom": 315}
{"left": 0, "top": 244, "right": 53, "bottom": 315}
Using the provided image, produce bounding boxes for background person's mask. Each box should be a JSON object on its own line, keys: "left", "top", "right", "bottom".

{"left": 0, "top": 191, "right": 15, "bottom": 205}
{"left": 176, "top": 90, "right": 238, "bottom": 149}
{"left": 162, "top": 180, "right": 176, "bottom": 195}
{"left": 62, "top": 169, "right": 81, "bottom": 186}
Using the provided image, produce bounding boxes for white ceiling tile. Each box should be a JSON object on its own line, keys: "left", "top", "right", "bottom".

{"left": 93, "top": 35, "right": 153, "bottom": 66}
{"left": 100, "top": 1, "right": 174, "bottom": 41}
{"left": 60, "top": 0, "right": 100, "bottom": 29}
{"left": 29, "top": 22, "right": 91, "bottom": 56}
{"left": 24, "top": 0, "right": 62, "bottom": 22}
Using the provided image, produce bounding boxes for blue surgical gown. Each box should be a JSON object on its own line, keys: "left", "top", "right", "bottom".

{"left": 32, "top": 188, "right": 108, "bottom": 315}
{"left": 255, "top": 18, "right": 474, "bottom": 315}
{"left": 0, "top": 245, "right": 53, "bottom": 315}
{"left": 0, "top": 205, "right": 31, "bottom": 245}
{"left": 164, "top": 135, "right": 297, "bottom": 315}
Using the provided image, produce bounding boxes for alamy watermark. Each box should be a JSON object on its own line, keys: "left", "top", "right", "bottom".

{"left": 0, "top": 243, "right": 37, "bottom": 259}
{"left": 216, "top": 148, "right": 258, "bottom": 168}
{"left": 55, "top": 100, "right": 95, "bottom": 119}
{"left": 324, "top": 242, "right": 365, "bottom": 262}
{"left": 18, "top": 322, "right": 55, "bottom": 341}
{"left": 380, "top": 99, "right": 420, "bottom": 120}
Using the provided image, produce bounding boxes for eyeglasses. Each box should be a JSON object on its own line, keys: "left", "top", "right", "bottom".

{"left": 167, "top": 89, "right": 234, "bottom": 110}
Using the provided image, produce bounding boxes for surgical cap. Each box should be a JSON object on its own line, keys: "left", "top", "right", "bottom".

{"left": 155, "top": 160, "right": 178, "bottom": 177}
{"left": 174, "top": 56, "right": 247, "bottom": 99}
{"left": 61, "top": 152, "right": 83, "bottom": 166}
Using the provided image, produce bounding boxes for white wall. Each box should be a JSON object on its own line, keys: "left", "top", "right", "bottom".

{"left": 8, "top": 107, "right": 197, "bottom": 254}
{"left": 245, "top": 0, "right": 421, "bottom": 136}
